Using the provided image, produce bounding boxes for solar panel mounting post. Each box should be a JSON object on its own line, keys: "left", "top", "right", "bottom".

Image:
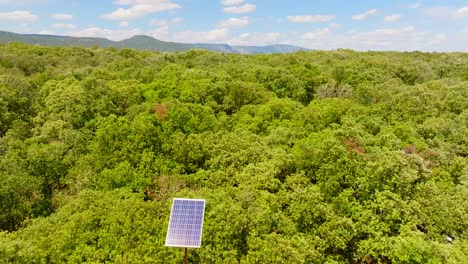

{"left": 184, "top": 248, "right": 188, "bottom": 264}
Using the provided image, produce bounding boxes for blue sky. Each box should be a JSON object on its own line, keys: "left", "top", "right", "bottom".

{"left": 0, "top": 0, "right": 467, "bottom": 51}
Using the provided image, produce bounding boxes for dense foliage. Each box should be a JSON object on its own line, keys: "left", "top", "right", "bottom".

{"left": 0, "top": 43, "right": 467, "bottom": 263}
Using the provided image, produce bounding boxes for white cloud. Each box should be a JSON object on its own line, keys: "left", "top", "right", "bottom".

{"left": 223, "top": 3, "right": 255, "bottom": 14}
{"left": 147, "top": 17, "right": 182, "bottom": 41}
{"left": 149, "top": 17, "right": 182, "bottom": 27}
{"left": 67, "top": 27, "right": 143, "bottom": 41}
{"left": 227, "top": 32, "right": 280, "bottom": 46}
{"left": 298, "top": 28, "right": 333, "bottom": 50}
{"left": 363, "top": 26, "right": 416, "bottom": 38}
{"left": 301, "top": 28, "right": 331, "bottom": 40}
{"left": 424, "top": 7, "right": 457, "bottom": 19}
{"left": 352, "top": 8, "right": 378, "bottom": 21}
{"left": 384, "top": 14, "right": 401, "bottom": 22}
{"left": 329, "top": 22, "right": 340, "bottom": 29}
{"left": 52, "top": 13, "right": 72, "bottom": 20}
{"left": 456, "top": 6, "right": 468, "bottom": 18}
{"left": 0, "top": 10, "right": 37, "bottom": 22}
{"left": 347, "top": 26, "right": 426, "bottom": 50}
{"left": 217, "top": 16, "right": 249, "bottom": 28}
{"left": 221, "top": 0, "right": 243, "bottom": 5}
{"left": 120, "top": 21, "right": 129, "bottom": 27}
{"left": 297, "top": 26, "right": 443, "bottom": 51}
{"left": 287, "top": 15, "right": 335, "bottom": 23}
{"left": 463, "top": 28, "right": 468, "bottom": 34}
{"left": 102, "top": 0, "right": 180, "bottom": 20}
{"left": 153, "top": 23, "right": 279, "bottom": 47}
{"left": 430, "top": 33, "right": 447, "bottom": 45}
{"left": 172, "top": 28, "right": 230, "bottom": 43}
{"left": 52, "top": 23, "right": 77, "bottom": 30}
{"left": 410, "top": 2, "right": 422, "bottom": 9}
{"left": 147, "top": 26, "right": 170, "bottom": 40}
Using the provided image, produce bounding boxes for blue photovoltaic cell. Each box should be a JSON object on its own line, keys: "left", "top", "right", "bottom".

{"left": 165, "top": 198, "right": 206, "bottom": 248}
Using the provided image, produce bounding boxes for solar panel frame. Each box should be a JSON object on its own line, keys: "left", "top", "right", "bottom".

{"left": 165, "top": 198, "right": 206, "bottom": 248}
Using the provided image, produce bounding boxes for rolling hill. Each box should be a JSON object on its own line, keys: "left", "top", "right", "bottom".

{"left": 0, "top": 30, "right": 307, "bottom": 54}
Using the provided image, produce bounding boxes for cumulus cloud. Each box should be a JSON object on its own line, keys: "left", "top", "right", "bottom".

{"left": 352, "top": 9, "right": 378, "bottom": 21}
{"left": 0, "top": 10, "right": 37, "bottom": 22}
{"left": 52, "top": 23, "right": 78, "bottom": 30}
{"left": 301, "top": 28, "right": 331, "bottom": 40}
{"left": 287, "top": 15, "right": 334, "bottom": 23}
{"left": 224, "top": 3, "right": 255, "bottom": 14}
{"left": 162, "top": 26, "right": 281, "bottom": 46}
{"left": 456, "top": 6, "right": 468, "bottom": 18}
{"left": 345, "top": 26, "right": 432, "bottom": 51}
{"left": 67, "top": 27, "right": 143, "bottom": 41}
{"left": 355, "top": 26, "right": 418, "bottom": 46}
{"left": 149, "top": 17, "right": 182, "bottom": 27}
{"left": 430, "top": 33, "right": 447, "bottom": 45}
{"left": 147, "top": 27, "right": 170, "bottom": 40}
{"left": 221, "top": 0, "right": 243, "bottom": 5}
{"left": 227, "top": 32, "right": 280, "bottom": 46}
{"left": 120, "top": 21, "right": 129, "bottom": 27}
{"left": 155, "top": 21, "right": 279, "bottom": 46}
{"left": 297, "top": 26, "right": 448, "bottom": 51}
{"left": 147, "top": 18, "right": 182, "bottom": 40}
{"left": 410, "top": 2, "right": 422, "bottom": 9}
{"left": 424, "top": 7, "right": 458, "bottom": 19}
{"left": 217, "top": 16, "right": 249, "bottom": 28}
{"left": 329, "top": 22, "right": 340, "bottom": 29}
{"left": 52, "top": 13, "right": 72, "bottom": 20}
{"left": 171, "top": 28, "right": 230, "bottom": 43}
{"left": 384, "top": 14, "right": 401, "bottom": 22}
{"left": 102, "top": 0, "right": 180, "bottom": 20}
{"left": 297, "top": 28, "right": 333, "bottom": 49}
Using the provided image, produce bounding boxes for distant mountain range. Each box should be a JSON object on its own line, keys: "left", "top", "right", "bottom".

{"left": 0, "top": 30, "right": 308, "bottom": 54}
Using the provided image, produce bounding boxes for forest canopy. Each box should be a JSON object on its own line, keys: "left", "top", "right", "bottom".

{"left": 0, "top": 43, "right": 467, "bottom": 263}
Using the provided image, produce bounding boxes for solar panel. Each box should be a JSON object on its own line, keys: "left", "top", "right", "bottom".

{"left": 165, "top": 198, "right": 206, "bottom": 248}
